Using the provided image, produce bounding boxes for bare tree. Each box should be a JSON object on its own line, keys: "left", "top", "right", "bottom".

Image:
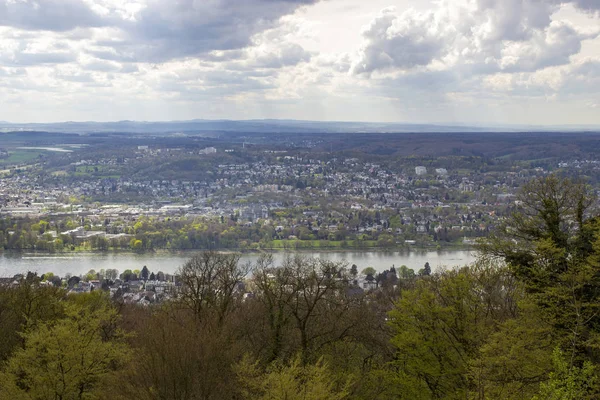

{"left": 177, "top": 251, "right": 250, "bottom": 324}
{"left": 274, "top": 255, "right": 351, "bottom": 364}
{"left": 252, "top": 253, "right": 297, "bottom": 362}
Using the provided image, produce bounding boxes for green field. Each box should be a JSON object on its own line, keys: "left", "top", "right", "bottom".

{"left": 0, "top": 150, "right": 44, "bottom": 166}
{"left": 269, "top": 239, "right": 380, "bottom": 249}
{"left": 74, "top": 165, "right": 121, "bottom": 179}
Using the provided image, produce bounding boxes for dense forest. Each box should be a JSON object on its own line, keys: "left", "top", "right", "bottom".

{"left": 1, "top": 175, "right": 600, "bottom": 399}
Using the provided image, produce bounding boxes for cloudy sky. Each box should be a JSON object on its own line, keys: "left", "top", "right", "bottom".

{"left": 0, "top": 0, "right": 599, "bottom": 125}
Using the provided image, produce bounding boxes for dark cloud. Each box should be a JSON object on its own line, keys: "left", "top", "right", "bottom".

{"left": 1, "top": 0, "right": 320, "bottom": 64}
{"left": 572, "top": 0, "right": 600, "bottom": 13}
{"left": 0, "top": 0, "right": 103, "bottom": 31}
{"left": 111, "top": 0, "right": 319, "bottom": 62}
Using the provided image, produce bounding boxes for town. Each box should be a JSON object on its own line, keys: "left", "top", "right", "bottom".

{"left": 1, "top": 130, "right": 599, "bottom": 253}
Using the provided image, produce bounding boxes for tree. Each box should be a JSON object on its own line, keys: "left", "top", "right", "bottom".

{"left": 41, "top": 272, "right": 54, "bottom": 282}
{"left": 423, "top": 262, "right": 431, "bottom": 276}
{"left": 177, "top": 251, "right": 249, "bottom": 323}
{"left": 533, "top": 348, "right": 598, "bottom": 400}
{"left": 251, "top": 254, "right": 296, "bottom": 362}
{"left": 275, "top": 255, "right": 351, "bottom": 364}
{"left": 130, "top": 239, "right": 143, "bottom": 252}
{"left": 105, "top": 268, "right": 119, "bottom": 281}
{"left": 0, "top": 294, "right": 131, "bottom": 400}
{"left": 387, "top": 261, "right": 521, "bottom": 399}
{"left": 350, "top": 264, "right": 358, "bottom": 278}
{"left": 141, "top": 265, "right": 150, "bottom": 281}
{"left": 478, "top": 175, "right": 600, "bottom": 364}
{"left": 85, "top": 269, "right": 97, "bottom": 282}
{"left": 361, "top": 267, "right": 376, "bottom": 277}
{"left": 120, "top": 269, "right": 134, "bottom": 282}
{"left": 397, "top": 265, "right": 415, "bottom": 280}
{"left": 236, "top": 355, "right": 350, "bottom": 400}
{"left": 470, "top": 300, "right": 554, "bottom": 399}
{"left": 0, "top": 275, "right": 65, "bottom": 363}
{"left": 115, "top": 307, "right": 238, "bottom": 400}
{"left": 67, "top": 275, "right": 80, "bottom": 288}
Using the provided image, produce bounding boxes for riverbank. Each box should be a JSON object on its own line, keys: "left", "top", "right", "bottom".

{"left": 0, "top": 241, "right": 474, "bottom": 257}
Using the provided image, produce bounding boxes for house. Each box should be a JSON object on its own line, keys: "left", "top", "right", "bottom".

{"left": 415, "top": 166, "right": 427, "bottom": 176}
{"left": 0, "top": 277, "right": 19, "bottom": 287}
{"left": 359, "top": 276, "right": 378, "bottom": 291}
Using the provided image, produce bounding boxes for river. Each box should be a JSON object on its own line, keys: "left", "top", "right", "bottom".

{"left": 0, "top": 250, "right": 478, "bottom": 277}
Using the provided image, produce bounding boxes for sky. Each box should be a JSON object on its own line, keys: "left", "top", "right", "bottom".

{"left": 0, "top": 0, "right": 599, "bottom": 125}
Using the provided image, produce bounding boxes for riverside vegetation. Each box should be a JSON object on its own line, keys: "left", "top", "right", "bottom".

{"left": 1, "top": 174, "right": 600, "bottom": 399}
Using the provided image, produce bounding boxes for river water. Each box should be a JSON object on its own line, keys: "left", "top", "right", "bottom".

{"left": 0, "top": 250, "right": 478, "bottom": 277}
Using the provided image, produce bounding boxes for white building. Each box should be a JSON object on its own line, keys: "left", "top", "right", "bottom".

{"left": 415, "top": 166, "right": 427, "bottom": 176}
{"left": 435, "top": 168, "right": 448, "bottom": 176}
{"left": 200, "top": 147, "right": 217, "bottom": 155}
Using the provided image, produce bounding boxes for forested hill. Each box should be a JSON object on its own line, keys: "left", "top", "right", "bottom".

{"left": 1, "top": 175, "right": 600, "bottom": 399}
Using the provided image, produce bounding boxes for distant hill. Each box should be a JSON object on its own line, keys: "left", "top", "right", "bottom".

{"left": 1, "top": 119, "right": 598, "bottom": 135}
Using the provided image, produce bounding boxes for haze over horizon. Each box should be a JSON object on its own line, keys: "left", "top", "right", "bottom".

{"left": 1, "top": 118, "right": 599, "bottom": 130}
{"left": 0, "top": 0, "right": 599, "bottom": 125}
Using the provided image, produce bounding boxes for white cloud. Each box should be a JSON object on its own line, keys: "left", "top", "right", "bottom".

{"left": 350, "top": 7, "right": 450, "bottom": 75}
{"left": 0, "top": 0, "right": 598, "bottom": 124}
{"left": 351, "top": 0, "right": 598, "bottom": 76}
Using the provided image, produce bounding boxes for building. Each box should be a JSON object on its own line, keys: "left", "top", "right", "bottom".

{"left": 415, "top": 166, "right": 427, "bottom": 176}
{"left": 200, "top": 147, "right": 217, "bottom": 155}
{"left": 435, "top": 168, "right": 448, "bottom": 176}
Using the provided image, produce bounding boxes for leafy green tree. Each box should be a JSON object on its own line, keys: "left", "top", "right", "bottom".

{"left": 236, "top": 355, "right": 350, "bottom": 400}
{"left": 130, "top": 239, "right": 143, "bottom": 252}
{"left": 387, "top": 261, "right": 521, "bottom": 399}
{"left": 470, "top": 300, "right": 555, "bottom": 399}
{"left": 0, "top": 274, "right": 65, "bottom": 363}
{"left": 479, "top": 175, "right": 600, "bottom": 364}
{"left": 120, "top": 269, "right": 133, "bottom": 282}
{"left": 361, "top": 267, "right": 376, "bottom": 277}
{"left": 0, "top": 294, "right": 131, "bottom": 400}
{"left": 41, "top": 272, "right": 54, "bottom": 282}
{"left": 532, "top": 348, "right": 598, "bottom": 400}
{"left": 398, "top": 265, "right": 415, "bottom": 280}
